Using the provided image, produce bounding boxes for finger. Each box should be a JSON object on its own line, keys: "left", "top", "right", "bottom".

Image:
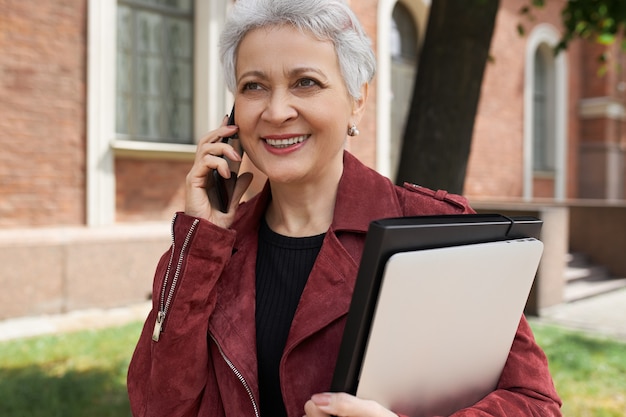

{"left": 189, "top": 151, "right": 227, "bottom": 184}
{"left": 309, "top": 393, "right": 397, "bottom": 417}
{"left": 195, "top": 141, "right": 242, "bottom": 180}
{"left": 197, "top": 124, "right": 239, "bottom": 146}
{"left": 303, "top": 398, "right": 329, "bottom": 417}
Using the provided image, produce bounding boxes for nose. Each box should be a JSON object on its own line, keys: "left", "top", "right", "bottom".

{"left": 261, "top": 90, "right": 297, "bottom": 125}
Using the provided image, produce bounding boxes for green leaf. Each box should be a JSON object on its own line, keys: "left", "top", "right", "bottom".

{"left": 597, "top": 33, "right": 615, "bottom": 45}
{"left": 575, "top": 21, "right": 589, "bottom": 36}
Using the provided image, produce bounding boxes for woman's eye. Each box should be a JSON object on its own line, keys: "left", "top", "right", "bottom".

{"left": 243, "top": 82, "right": 261, "bottom": 91}
{"left": 297, "top": 78, "right": 318, "bottom": 88}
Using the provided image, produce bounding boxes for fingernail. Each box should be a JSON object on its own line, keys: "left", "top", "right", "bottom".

{"left": 311, "top": 393, "right": 331, "bottom": 406}
{"left": 229, "top": 149, "right": 241, "bottom": 162}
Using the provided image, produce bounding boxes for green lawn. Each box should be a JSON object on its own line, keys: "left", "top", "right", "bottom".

{"left": 0, "top": 322, "right": 143, "bottom": 417}
{"left": 0, "top": 320, "right": 624, "bottom": 416}
{"left": 531, "top": 322, "right": 626, "bottom": 417}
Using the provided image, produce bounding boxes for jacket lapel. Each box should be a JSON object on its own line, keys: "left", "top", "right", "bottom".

{"left": 285, "top": 232, "right": 358, "bottom": 349}
{"left": 286, "top": 151, "right": 405, "bottom": 348}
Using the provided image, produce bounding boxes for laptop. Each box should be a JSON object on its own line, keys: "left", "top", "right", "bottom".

{"left": 331, "top": 214, "right": 543, "bottom": 417}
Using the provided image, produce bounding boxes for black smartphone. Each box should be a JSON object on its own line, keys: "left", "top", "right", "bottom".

{"left": 205, "top": 106, "right": 242, "bottom": 213}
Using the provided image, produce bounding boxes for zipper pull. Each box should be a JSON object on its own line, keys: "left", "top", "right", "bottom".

{"left": 152, "top": 311, "right": 166, "bottom": 342}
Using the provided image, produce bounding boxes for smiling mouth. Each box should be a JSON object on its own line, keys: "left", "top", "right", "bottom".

{"left": 264, "top": 135, "right": 309, "bottom": 149}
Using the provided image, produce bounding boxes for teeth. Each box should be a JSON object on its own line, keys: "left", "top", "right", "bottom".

{"left": 265, "top": 135, "right": 308, "bottom": 148}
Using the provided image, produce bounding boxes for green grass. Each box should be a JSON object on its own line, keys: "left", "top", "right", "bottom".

{"left": 0, "top": 322, "right": 143, "bottom": 417}
{"left": 531, "top": 322, "right": 626, "bottom": 417}
{"left": 0, "top": 321, "right": 625, "bottom": 416}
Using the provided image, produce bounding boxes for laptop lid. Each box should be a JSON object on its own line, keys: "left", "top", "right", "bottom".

{"left": 353, "top": 237, "right": 543, "bottom": 417}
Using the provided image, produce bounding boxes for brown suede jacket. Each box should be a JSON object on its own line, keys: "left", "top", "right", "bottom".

{"left": 127, "top": 151, "right": 562, "bottom": 417}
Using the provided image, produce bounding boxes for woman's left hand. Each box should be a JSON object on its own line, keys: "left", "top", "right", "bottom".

{"left": 303, "top": 393, "right": 399, "bottom": 417}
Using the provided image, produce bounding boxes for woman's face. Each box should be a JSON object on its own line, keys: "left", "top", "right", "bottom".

{"left": 234, "top": 25, "right": 366, "bottom": 187}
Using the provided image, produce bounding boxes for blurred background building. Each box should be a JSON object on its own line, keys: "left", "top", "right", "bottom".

{"left": 1, "top": 0, "right": 625, "bottom": 320}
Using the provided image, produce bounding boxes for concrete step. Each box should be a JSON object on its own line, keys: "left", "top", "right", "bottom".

{"left": 565, "top": 252, "right": 588, "bottom": 268}
{"left": 563, "top": 252, "right": 626, "bottom": 302}
{"left": 564, "top": 277, "right": 626, "bottom": 303}
{"left": 564, "top": 264, "right": 610, "bottom": 283}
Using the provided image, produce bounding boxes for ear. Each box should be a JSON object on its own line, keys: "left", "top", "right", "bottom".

{"left": 350, "top": 82, "right": 369, "bottom": 124}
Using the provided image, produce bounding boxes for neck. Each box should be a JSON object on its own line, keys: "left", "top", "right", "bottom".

{"left": 266, "top": 165, "right": 342, "bottom": 238}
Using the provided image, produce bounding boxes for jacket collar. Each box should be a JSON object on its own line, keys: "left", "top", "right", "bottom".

{"left": 330, "top": 151, "right": 403, "bottom": 233}
{"left": 234, "top": 151, "right": 404, "bottom": 240}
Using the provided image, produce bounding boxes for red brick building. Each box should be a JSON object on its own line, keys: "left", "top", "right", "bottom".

{"left": 1, "top": 0, "right": 625, "bottom": 319}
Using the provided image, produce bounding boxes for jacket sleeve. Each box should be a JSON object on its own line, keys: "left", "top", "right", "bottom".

{"left": 127, "top": 213, "right": 236, "bottom": 417}
{"left": 442, "top": 316, "right": 562, "bottom": 417}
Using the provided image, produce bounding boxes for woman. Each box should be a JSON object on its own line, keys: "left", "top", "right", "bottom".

{"left": 127, "top": 1, "right": 562, "bottom": 416}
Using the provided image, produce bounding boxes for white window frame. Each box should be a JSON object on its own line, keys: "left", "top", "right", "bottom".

{"left": 523, "top": 24, "right": 568, "bottom": 201}
{"left": 376, "top": 0, "right": 429, "bottom": 178}
{"left": 87, "top": 0, "right": 229, "bottom": 225}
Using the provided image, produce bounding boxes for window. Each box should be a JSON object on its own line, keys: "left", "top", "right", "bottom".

{"left": 523, "top": 24, "right": 568, "bottom": 200}
{"left": 391, "top": 3, "right": 418, "bottom": 64}
{"left": 532, "top": 44, "right": 556, "bottom": 173}
{"left": 117, "top": 0, "right": 194, "bottom": 144}
{"left": 389, "top": 2, "right": 418, "bottom": 180}
{"left": 88, "top": 0, "right": 228, "bottom": 225}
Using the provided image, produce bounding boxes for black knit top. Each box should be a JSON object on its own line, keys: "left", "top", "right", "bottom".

{"left": 255, "top": 218, "right": 326, "bottom": 417}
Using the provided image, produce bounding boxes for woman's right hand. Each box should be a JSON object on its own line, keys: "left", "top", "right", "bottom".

{"left": 185, "top": 117, "right": 253, "bottom": 228}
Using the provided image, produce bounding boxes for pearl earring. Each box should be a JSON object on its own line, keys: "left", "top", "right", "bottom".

{"left": 348, "top": 124, "right": 360, "bottom": 137}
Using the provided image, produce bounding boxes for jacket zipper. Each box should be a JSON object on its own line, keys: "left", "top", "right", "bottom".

{"left": 209, "top": 333, "right": 260, "bottom": 417}
{"left": 152, "top": 215, "right": 200, "bottom": 342}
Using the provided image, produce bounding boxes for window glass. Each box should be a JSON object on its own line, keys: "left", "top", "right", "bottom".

{"left": 391, "top": 3, "right": 418, "bottom": 64}
{"left": 390, "top": 2, "right": 418, "bottom": 179}
{"left": 116, "top": 0, "right": 194, "bottom": 143}
{"left": 532, "top": 44, "right": 555, "bottom": 172}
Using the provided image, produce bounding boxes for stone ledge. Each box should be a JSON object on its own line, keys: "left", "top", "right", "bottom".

{"left": 0, "top": 221, "right": 171, "bottom": 247}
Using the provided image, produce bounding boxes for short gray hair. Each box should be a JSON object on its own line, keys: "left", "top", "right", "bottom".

{"left": 219, "top": 0, "right": 376, "bottom": 100}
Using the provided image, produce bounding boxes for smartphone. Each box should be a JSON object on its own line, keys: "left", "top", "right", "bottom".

{"left": 205, "top": 106, "right": 242, "bottom": 213}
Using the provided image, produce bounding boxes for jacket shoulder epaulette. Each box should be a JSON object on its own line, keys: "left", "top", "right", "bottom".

{"left": 401, "top": 182, "right": 470, "bottom": 211}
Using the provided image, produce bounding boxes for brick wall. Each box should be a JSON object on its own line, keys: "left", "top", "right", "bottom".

{"left": 578, "top": 37, "right": 626, "bottom": 199}
{"left": 465, "top": 0, "right": 531, "bottom": 197}
{"left": 466, "top": 0, "right": 582, "bottom": 199}
{"left": 0, "top": 0, "right": 87, "bottom": 227}
{"left": 566, "top": 37, "right": 582, "bottom": 199}
{"left": 345, "top": 0, "right": 378, "bottom": 168}
{"left": 115, "top": 158, "right": 189, "bottom": 222}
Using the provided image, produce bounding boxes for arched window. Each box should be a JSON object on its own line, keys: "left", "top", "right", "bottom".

{"left": 532, "top": 44, "right": 556, "bottom": 173}
{"left": 391, "top": 4, "right": 418, "bottom": 63}
{"left": 523, "top": 24, "right": 568, "bottom": 200}
{"left": 389, "top": 2, "right": 418, "bottom": 180}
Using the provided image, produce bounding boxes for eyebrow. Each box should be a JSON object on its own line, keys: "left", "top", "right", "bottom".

{"left": 237, "top": 67, "right": 329, "bottom": 84}
{"left": 289, "top": 67, "right": 328, "bottom": 80}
